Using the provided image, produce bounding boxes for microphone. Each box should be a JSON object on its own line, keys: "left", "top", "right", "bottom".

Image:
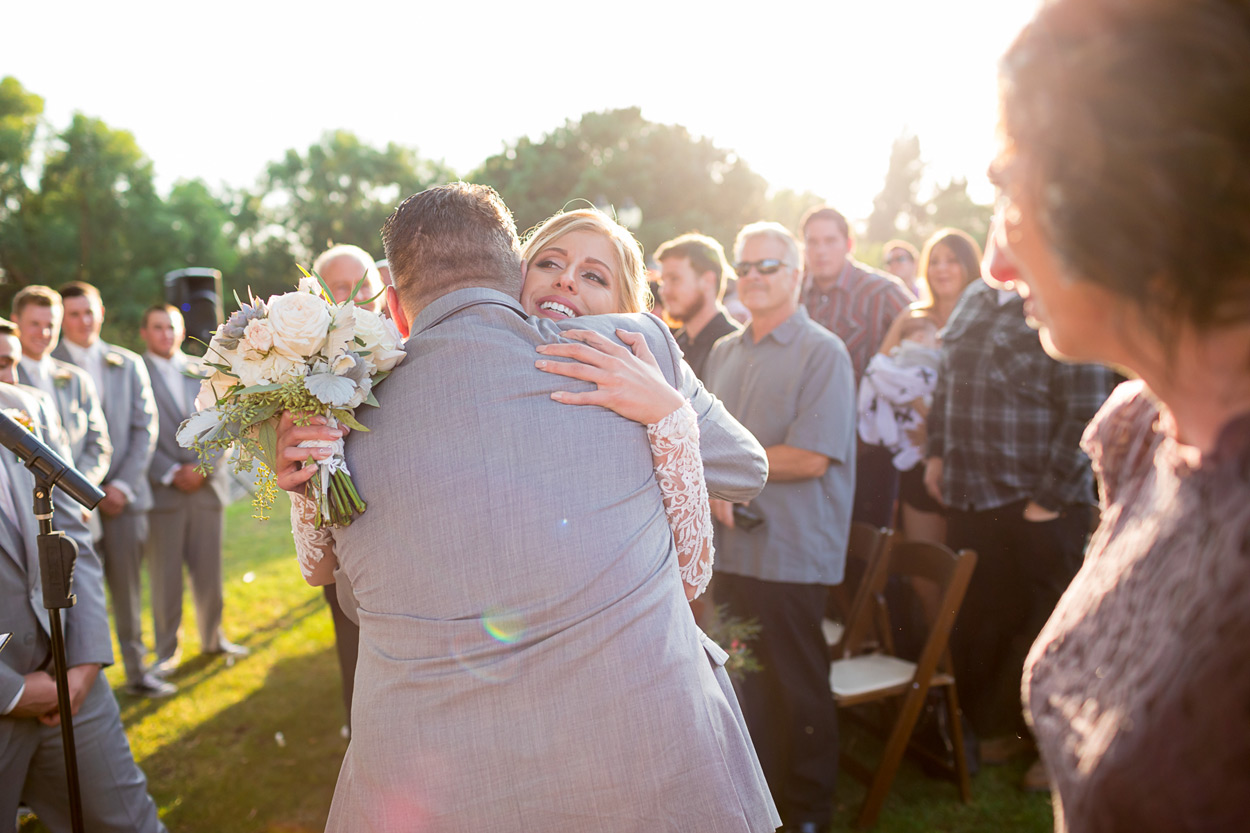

{"left": 0, "top": 409, "right": 105, "bottom": 510}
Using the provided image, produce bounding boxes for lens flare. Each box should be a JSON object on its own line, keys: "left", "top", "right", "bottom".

{"left": 481, "top": 607, "right": 526, "bottom": 644}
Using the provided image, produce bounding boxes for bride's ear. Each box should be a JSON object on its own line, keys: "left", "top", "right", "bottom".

{"left": 386, "top": 285, "right": 411, "bottom": 338}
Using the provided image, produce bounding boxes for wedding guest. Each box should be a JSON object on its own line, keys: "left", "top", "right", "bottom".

{"left": 656, "top": 233, "right": 742, "bottom": 382}
{"left": 922, "top": 241, "right": 1114, "bottom": 789}
{"left": 882, "top": 239, "right": 921, "bottom": 296}
{"left": 312, "top": 244, "right": 385, "bottom": 310}
{"left": 992, "top": 0, "right": 1250, "bottom": 827}
{"left": 11, "top": 285, "right": 111, "bottom": 487}
{"left": 53, "top": 282, "right": 166, "bottom": 698}
{"left": 141, "top": 304, "right": 248, "bottom": 677}
{"left": 800, "top": 206, "right": 914, "bottom": 529}
{"left": 307, "top": 244, "right": 384, "bottom": 734}
{"left": 705, "top": 221, "right": 857, "bottom": 833}
{"left": 0, "top": 322, "right": 168, "bottom": 833}
{"left": 868, "top": 229, "right": 982, "bottom": 547}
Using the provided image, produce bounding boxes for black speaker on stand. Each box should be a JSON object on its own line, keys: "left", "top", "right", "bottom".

{"left": 164, "top": 268, "right": 224, "bottom": 356}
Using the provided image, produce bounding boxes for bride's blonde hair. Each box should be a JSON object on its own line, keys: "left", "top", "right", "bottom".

{"left": 521, "top": 208, "right": 651, "bottom": 314}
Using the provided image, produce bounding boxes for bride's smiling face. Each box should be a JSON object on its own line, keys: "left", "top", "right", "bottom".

{"left": 521, "top": 229, "right": 620, "bottom": 320}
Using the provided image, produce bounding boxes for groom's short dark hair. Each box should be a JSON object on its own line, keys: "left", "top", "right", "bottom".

{"left": 382, "top": 182, "right": 523, "bottom": 315}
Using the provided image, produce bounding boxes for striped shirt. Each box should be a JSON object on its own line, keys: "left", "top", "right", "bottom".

{"left": 802, "top": 259, "right": 914, "bottom": 386}
{"left": 926, "top": 280, "right": 1115, "bottom": 512}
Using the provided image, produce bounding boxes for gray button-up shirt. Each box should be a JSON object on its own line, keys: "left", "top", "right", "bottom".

{"left": 704, "top": 306, "right": 857, "bottom": 585}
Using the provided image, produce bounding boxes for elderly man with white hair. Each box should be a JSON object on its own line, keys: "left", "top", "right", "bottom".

{"left": 312, "top": 244, "right": 386, "bottom": 312}
{"left": 308, "top": 243, "right": 386, "bottom": 735}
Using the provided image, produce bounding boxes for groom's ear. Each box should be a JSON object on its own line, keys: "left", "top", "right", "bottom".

{"left": 386, "top": 285, "right": 411, "bottom": 338}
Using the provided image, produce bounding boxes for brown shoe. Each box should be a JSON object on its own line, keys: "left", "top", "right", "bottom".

{"left": 979, "top": 735, "right": 1034, "bottom": 765}
{"left": 1021, "top": 758, "right": 1051, "bottom": 793}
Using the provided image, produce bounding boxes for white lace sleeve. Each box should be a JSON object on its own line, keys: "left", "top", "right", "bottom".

{"left": 291, "top": 491, "right": 337, "bottom": 581}
{"left": 648, "top": 401, "right": 714, "bottom": 601}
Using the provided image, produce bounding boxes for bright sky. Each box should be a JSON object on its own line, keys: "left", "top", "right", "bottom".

{"left": 6, "top": 0, "right": 1040, "bottom": 224}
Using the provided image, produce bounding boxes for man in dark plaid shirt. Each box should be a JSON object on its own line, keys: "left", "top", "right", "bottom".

{"left": 924, "top": 278, "right": 1115, "bottom": 763}
{"left": 800, "top": 206, "right": 914, "bottom": 528}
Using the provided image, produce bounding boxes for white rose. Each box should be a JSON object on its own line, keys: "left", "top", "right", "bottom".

{"left": 242, "top": 318, "right": 274, "bottom": 354}
{"left": 352, "top": 307, "right": 387, "bottom": 352}
{"left": 371, "top": 316, "right": 407, "bottom": 373}
{"left": 354, "top": 308, "right": 406, "bottom": 373}
{"left": 232, "top": 353, "right": 271, "bottom": 388}
{"left": 267, "top": 291, "right": 332, "bottom": 359}
{"left": 298, "top": 276, "right": 324, "bottom": 296}
{"left": 260, "top": 351, "right": 306, "bottom": 386}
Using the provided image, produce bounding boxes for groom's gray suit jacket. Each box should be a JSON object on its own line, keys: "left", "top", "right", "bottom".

{"left": 327, "top": 288, "right": 778, "bottom": 831}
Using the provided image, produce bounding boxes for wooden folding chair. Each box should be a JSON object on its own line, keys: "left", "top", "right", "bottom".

{"left": 825, "top": 522, "right": 894, "bottom": 658}
{"left": 829, "top": 540, "right": 978, "bottom": 829}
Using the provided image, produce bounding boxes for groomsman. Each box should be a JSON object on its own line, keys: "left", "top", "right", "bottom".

{"left": 11, "top": 285, "right": 112, "bottom": 487}
{"left": 140, "top": 304, "right": 247, "bottom": 673}
{"left": 53, "top": 282, "right": 169, "bottom": 697}
{"left": 0, "top": 320, "right": 167, "bottom": 832}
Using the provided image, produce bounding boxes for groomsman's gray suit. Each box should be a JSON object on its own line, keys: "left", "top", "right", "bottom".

{"left": 0, "top": 384, "right": 165, "bottom": 832}
{"left": 54, "top": 340, "right": 158, "bottom": 685}
{"left": 17, "top": 358, "right": 111, "bottom": 487}
{"left": 142, "top": 352, "right": 230, "bottom": 663}
{"left": 327, "top": 288, "right": 779, "bottom": 831}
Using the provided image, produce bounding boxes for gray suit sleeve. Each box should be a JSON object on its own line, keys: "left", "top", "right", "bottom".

{"left": 111, "top": 358, "right": 158, "bottom": 493}
{"left": 642, "top": 314, "right": 768, "bottom": 502}
{"left": 74, "top": 375, "right": 113, "bottom": 487}
{"left": 56, "top": 490, "right": 115, "bottom": 668}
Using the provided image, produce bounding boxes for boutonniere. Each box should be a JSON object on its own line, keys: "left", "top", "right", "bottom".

{"left": 2, "top": 407, "right": 33, "bottom": 431}
{"left": 52, "top": 369, "right": 73, "bottom": 389}
{"left": 105, "top": 352, "right": 124, "bottom": 368}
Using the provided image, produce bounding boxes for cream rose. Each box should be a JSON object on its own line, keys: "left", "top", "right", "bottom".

{"left": 242, "top": 318, "right": 274, "bottom": 354}
{"left": 354, "top": 308, "right": 406, "bottom": 373}
{"left": 267, "top": 291, "right": 331, "bottom": 359}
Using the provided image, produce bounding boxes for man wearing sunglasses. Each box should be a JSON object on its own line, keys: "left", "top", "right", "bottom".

{"left": 704, "top": 222, "right": 857, "bottom": 833}
{"left": 799, "top": 205, "right": 914, "bottom": 531}
{"left": 882, "top": 238, "right": 921, "bottom": 296}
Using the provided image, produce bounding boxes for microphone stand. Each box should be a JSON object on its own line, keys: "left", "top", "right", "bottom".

{"left": 2, "top": 409, "right": 102, "bottom": 833}
{"left": 33, "top": 472, "right": 86, "bottom": 833}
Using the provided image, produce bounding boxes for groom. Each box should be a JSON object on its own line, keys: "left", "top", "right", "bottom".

{"left": 275, "top": 183, "right": 778, "bottom": 831}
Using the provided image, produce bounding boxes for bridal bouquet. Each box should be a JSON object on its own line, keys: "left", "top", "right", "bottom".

{"left": 176, "top": 268, "right": 406, "bottom": 526}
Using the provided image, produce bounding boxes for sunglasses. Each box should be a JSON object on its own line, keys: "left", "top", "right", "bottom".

{"left": 734, "top": 258, "right": 789, "bottom": 277}
{"left": 884, "top": 254, "right": 913, "bottom": 266}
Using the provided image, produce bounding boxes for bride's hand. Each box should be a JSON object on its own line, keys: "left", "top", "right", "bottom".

{"left": 275, "top": 411, "right": 347, "bottom": 492}
{"left": 535, "top": 328, "right": 685, "bottom": 426}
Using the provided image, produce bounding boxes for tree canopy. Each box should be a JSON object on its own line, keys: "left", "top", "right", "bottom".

{"left": 1, "top": 76, "right": 992, "bottom": 347}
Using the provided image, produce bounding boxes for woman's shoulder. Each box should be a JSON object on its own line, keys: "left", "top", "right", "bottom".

{"left": 1082, "top": 379, "right": 1159, "bottom": 501}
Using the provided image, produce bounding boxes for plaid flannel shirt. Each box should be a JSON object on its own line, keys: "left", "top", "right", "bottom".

{"left": 927, "top": 281, "right": 1115, "bottom": 512}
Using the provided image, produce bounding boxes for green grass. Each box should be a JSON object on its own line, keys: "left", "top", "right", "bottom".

{"left": 22, "top": 495, "right": 1053, "bottom": 832}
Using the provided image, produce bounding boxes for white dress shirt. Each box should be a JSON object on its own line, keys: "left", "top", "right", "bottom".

{"left": 62, "top": 340, "right": 106, "bottom": 403}
{"left": 18, "top": 355, "right": 57, "bottom": 398}
{"left": 147, "top": 351, "right": 189, "bottom": 485}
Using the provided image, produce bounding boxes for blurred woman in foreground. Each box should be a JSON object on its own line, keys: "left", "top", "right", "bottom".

{"left": 991, "top": 0, "right": 1250, "bottom": 829}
